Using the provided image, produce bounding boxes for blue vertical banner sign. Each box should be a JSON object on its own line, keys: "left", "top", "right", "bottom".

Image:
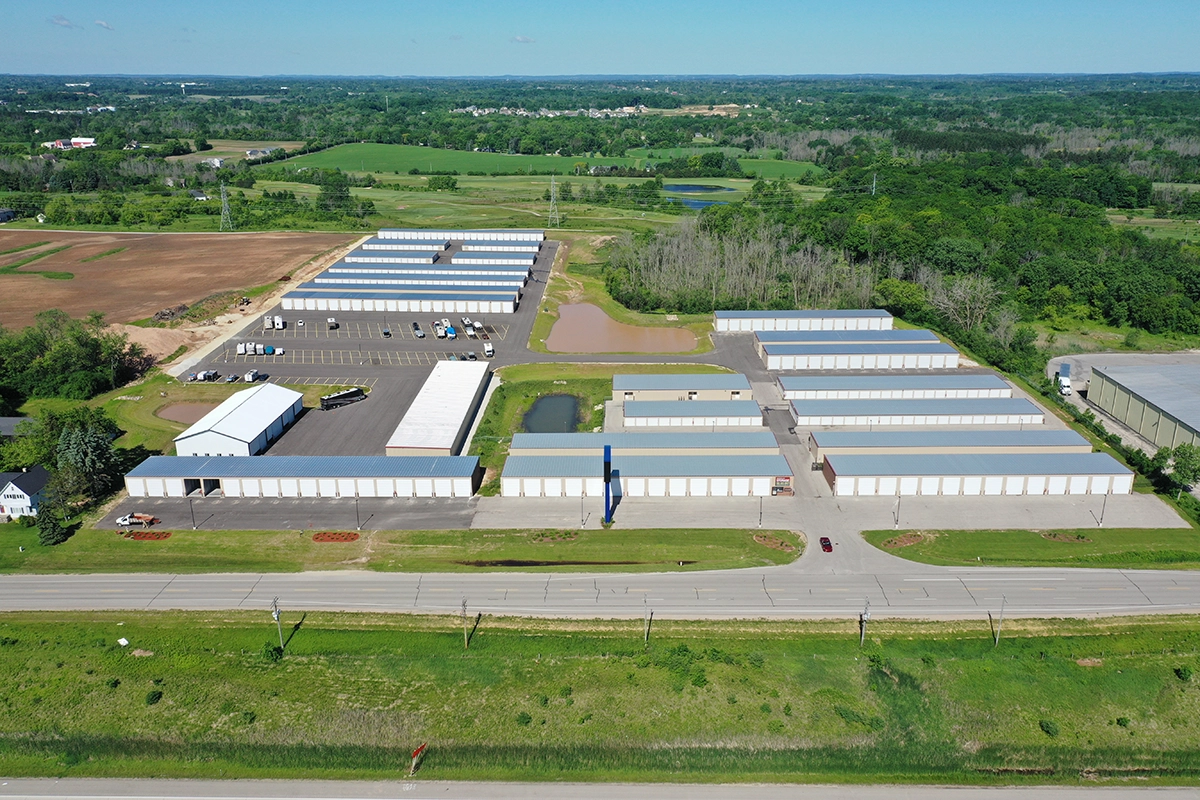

{"left": 603, "top": 444, "right": 612, "bottom": 524}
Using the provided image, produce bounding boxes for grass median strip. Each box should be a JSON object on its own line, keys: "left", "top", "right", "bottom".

{"left": 864, "top": 527, "right": 1200, "bottom": 569}
{"left": 2, "top": 611, "right": 1200, "bottom": 783}
{"left": 0, "top": 244, "right": 73, "bottom": 279}
{"left": 0, "top": 525, "right": 800, "bottom": 574}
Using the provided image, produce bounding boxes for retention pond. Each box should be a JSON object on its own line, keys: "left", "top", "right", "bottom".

{"left": 523, "top": 394, "right": 579, "bottom": 433}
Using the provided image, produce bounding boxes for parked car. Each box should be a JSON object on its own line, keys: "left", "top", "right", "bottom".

{"left": 186, "top": 372, "right": 197, "bottom": 382}
{"left": 461, "top": 316, "right": 472, "bottom": 328}
{"left": 484, "top": 342, "right": 495, "bottom": 358}
{"left": 446, "top": 325, "right": 457, "bottom": 340}
{"left": 382, "top": 328, "right": 392, "bottom": 338}
{"left": 466, "top": 351, "right": 478, "bottom": 361}
{"left": 244, "top": 369, "right": 259, "bottom": 382}
{"left": 297, "top": 320, "right": 304, "bottom": 327}
{"left": 412, "top": 322, "right": 425, "bottom": 339}
{"left": 820, "top": 537, "right": 833, "bottom": 553}
{"left": 225, "top": 374, "right": 239, "bottom": 383}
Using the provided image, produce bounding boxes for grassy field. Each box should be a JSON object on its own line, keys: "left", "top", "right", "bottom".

{"left": 468, "top": 362, "right": 731, "bottom": 491}
{"left": 4, "top": 611, "right": 1200, "bottom": 783}
{"left": 0, "top": 522, "right": 797, "bottom": 574}
{"left": 864, "top": 528, "right": 1200, "bottom": 569}
{"left": 1107, "top": 210, "right": 1200, "bottom": 243}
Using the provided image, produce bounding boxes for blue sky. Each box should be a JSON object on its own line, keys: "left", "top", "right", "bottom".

{"left": 3, "top": 0, "right": 1198, "bottom": 76}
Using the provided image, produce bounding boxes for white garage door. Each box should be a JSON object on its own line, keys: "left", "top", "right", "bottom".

{"left": 1092, "top": 476, "right": 1110, "bottom": 494}
{"left": 337, "top": 479, "right": 357, "bottom": 497}
{"left": 668, "top": 478, "right": 688, "bottom": 496}
{"left": 962, "top": 476, "right": 982, "bottom": 495}
{"left": 502, "top": 477, "right": 522, "bottom": 497}
{"left": 522, "top": 478, "right": 542, "bottom": 497}
{"left": 318, "top": 478, "right": 338, "bottom": 497}
{"left": 899, "top": 477, "right": 919, "bottom": 496}
{"left": 1068, "top": 476, "right": 1090, "bottom": 495}
{"left": 689, "top": 478, "right": 708, "bottom": 497}
{"left": 223, "top": 479, "right": 242, "bottom": 498}
{"left": 564, "top": 478, "right": 584, "bottom": 497}
{"left": 241, "top": 479, "right": 261, "bottom": 498}
{"left": 752, "top": 477, "right": 771, "bottom": 496}
{"left": 543, "top": 478, "right": 563, "bottom": 497}
{"left": 1047, "top": 476, "right": 1068, "bottom": 495}
{"left": 710, "top": 477, "right": 729, "bottom": 496}
{"left": 146, "top": 478, "right": 165, "bottom": 497}
{"left": 878, "top": 477, "right": 898, "bottom": 495}
{"left": 433, "top": 478, "right": 452, "bottom": 496}
{"left": 356, "top": 479, "right": 377, "bottom": 498}
{"left": 1026, "top": 476, "right": 1046, "bottom": 495}
{"left": 857, "top": 477, "right": 876, "bottom": 496}
{"left": 837, "top": 477, "right": 855, "bottom": 497}
{"left": 126, "top": 478, "right": 146, "bottom": 497}
{"left": 281, "top": 479, "right": 300, "bottom": 498}
{"left": 415, "top": 479, "right": 434, "bottom": 497}
{"left": 920, "top": 476, "right": 940, "bottom": 495}
{"left": 983, "top": 476, "right": 1004, "bottom": 495}
{"left": 395, "top": 479, "right": 414, "bottom": 497}
{"left": 731, "top": 477, "right": 751, "bottom": 496}
{"left": 648, "top": 478, "right": 667, "bottom": 497}
{"left": 299, "top": 479, "right": 319, "bottom": 497}
{"left": 1004, "top": 476, "right": 1024, "bottom": 495}
{"left": 1112, "top": 475, "right": 1133, "bottom": 494}
{"left": 626, "top": 478, "right": 646, "bottom": 497}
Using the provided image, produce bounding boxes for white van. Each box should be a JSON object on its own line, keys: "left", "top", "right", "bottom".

{"left": 236, "top": 343, "right": 246, "bottom": 355}
{"left": 274, "top": 315, "right": 284, "bottom": 329}
{"left": 484, "top": 342, "right": 495, "bottom": 358}
{"left": 244, "top": 369, "right": 259, "bottom": 382}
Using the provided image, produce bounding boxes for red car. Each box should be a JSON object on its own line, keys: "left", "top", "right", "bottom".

{"left": 819, "top": 537, "right": 833, "bottom": 553}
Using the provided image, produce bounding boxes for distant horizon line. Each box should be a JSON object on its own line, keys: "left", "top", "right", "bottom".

{"left": 3, "top": 71, "right": 1200, "bottom": 81}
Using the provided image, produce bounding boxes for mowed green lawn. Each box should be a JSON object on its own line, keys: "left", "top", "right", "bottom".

{"left": 3, "top": 611, "right": 1200, "bottom": 783}
{"left": 864, "top": 527, "right": 1200, "bottom": 569}
{"left": 0, "top": 523, "right": 799, "bottom": 574}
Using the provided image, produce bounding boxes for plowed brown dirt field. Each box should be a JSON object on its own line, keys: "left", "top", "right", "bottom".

{"left": 0, "top": 230, "right": 356, "bottom": 329}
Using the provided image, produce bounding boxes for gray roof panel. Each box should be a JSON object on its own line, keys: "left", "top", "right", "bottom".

{"left": 715, "top": 309, "right": 891, "bottom": 319}
{"left": 127, "top": 455, "right": 479, "bottom": 479}
{"left": 624, "top": 400, "right": 763, "bottom": 417}
{"left": 503, "top": 454, "right": 792, "bottom": 478}
{"left": 780, "top": 374, "right": 1008, "bottom": 391}
{"left": 810, "top": 430, "right": 1090, "bottom": 448}
{"left": 1093, "top": 366, "right": 1200, "bottom": 430}
{"left": 755, "top": 329, "right": 938, "bottom": 343}
{"left": 283, "top": 290, "right": 517, "bottom": 301}
{"left": 613, "top": 373, "right": 751, "bottom": 392}
{"left": 825, "top": 452, "right": 1131, "bottom": 477}
{"left": 791, "top": 398, "right": 1042, "bottom": 415}
{"left": 763, "top": 342, "right": 959, "bottom": 355}
{"left": 510, "top": 431, "right": 779, "bottom": 450}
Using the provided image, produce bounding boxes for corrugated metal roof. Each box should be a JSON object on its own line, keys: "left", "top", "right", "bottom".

{"left": 451, "top": 253, "right": 537, "bottom": 262}
{"left": 510, "top": 431, "right": 779, "bottom": 450}
{"left": 1093, "top": 366, "right": 1200, "bottom": 430}
{"left": 283, "top": 290, "right": 518, "bottom": 302}
{"left": 328, "top": 261, "right": 526, "bottom": 273}
{"left": 612, "top": 373, "right": 751, "bottom": 391}
{"left": 715, "top": 309, "right": 891, "bottom": 319}
{"left": 624, "top": 400, "right": 763, "bottom": 417}
{"left": 174, "top": 384, "right": 302, "bottom": 446}
{"left": 127, "top": 455, "right": 478, "bottom": 479}
{"left": 297, "top": 281, "right": 517, "bottom": 295}
{"left": 387, "top": 362, "right": 490, "bottom": 451}
{"left": 825, "top": 452, "right": 1131, "bottom": 477}
{"left": 755, "top": 329, "right": 937, "bottom": 343}
{"left": 380, "top": 228, "right": 545, "bottom": 235}
{"left": 0, "top": 417, "right": 27, "bottom": 437}
{"left": 503, "top": 454, "right": 792, "bottom": 478}
{"left": 315, "top": 274, "right": 525, "bottom": 286}
{"left": 361, "top": 237, "right": 449, "bottom": 247}
{"left": 345, "top": 249, "right": 439, "bottom": 259}
{"left": 764, "top": 342, "right": 959, "bottom": 355}
{"left": 791, "top": 397, "right": 1042, "bottom": 416}
{"left": 810, "top": 430, "right": 1090, "bottom": 448}
{"left": 780, "top": 374, "right": 1008, "bottom": 391}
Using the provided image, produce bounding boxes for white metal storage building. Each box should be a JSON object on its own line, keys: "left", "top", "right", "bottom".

{"left": 509, "top": 431, "right": 781, "bottom": 456}
{"left": 754, "top": 329, "right": 938, "bottom": 353}
{"left": 781, "top": 373, "right": 1011, "bottom": 400}
{"left": 343, "top": 250, "right": 439, "bottom": 265}
{"left": 125, "top": 455, "right": 479, "bottom": 498}
{"left": 715, "top": 309, "right": 893, "bottom": 332}
{"left": 763, "top": 342, "right": 960, "bottom": 370}
{"left": 623, "top": 400, "right": 764, "bottom": 427}
{"left": 326, "top": 262, "right": 530, "bottom": 278}
{"left": 1088, "top": 365, "right": 1200, "bottom": 449}
{"left": 379, "top": 228, "right": 544, "bottom": 242}
{"left": 822, "top": 453, "right": 1134, "bottom": 497}
{"left": 360, "top": 237, "right": 449, "bottom": 251}
{"left": 173, "top": 384, "right": 303, "bottom": 457}
{"left": 500, "top": 454, "right": 793, "bottom": 498}
{"left": 808, "top": 430, "right": 1092, "bottom": 464}
{"left": 462, "top": 241, "right": 541, "bottom": 253}
{"left": 386, "top": 361, "right": 491, "bottom": 456}
{"left": 612, "top": 373, "right": 752, "bottom": 402}
{"left": 790, "top": 398, "right": 1044, "bottom": 427}
{"left": 451, "top": 252, "right": 538, "bottom": 267}
{"left": 313, "top": 274, "right": 526, "bottom": 290}
{"left": 281, "top": 290, "right": 518, "bottom": 314}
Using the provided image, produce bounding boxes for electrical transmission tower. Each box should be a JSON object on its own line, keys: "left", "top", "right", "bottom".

{"left": 219, "top": 183, "right": 233, "bottom": 232}
{"left": 548, "top": 176, "right": 561, "bottom": 228}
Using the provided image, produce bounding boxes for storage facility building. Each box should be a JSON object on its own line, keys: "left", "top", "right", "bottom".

{"left": 463, "top": 241, "right": 541, "bottom": 253}
{"left": 313, "top": 274, "right": 526, "bottom": 290}
{"left": 763, "top": 342, "right": 960, "bottom": 371}
{"left": 715, "top": 309, "right": 893, "bottom": 332}
{"left": 509, "top": 431, "right": 781, "bottom": 456}
{"left": 173, "top": 384, "right": 303, "bottom": 457}
{"left": 360, "top": 237, "right": 449, "bottom": 251}
{"left": 808, "top": 429, "right": 1092, "bottom": 464}
{"left": 379, "top": 228, "right": 544, "bottom": 242}
{"left": 780, "top": 373, "right": 1011, "bottom": 400}
{"left": 386, "top": 361, "right": 490, "bottom": 456}
{"left": 125, "top": 455, "right": 479, "bottom": 499}
{"left": 281, "top": 289, "right": 518, "bottom": 314}
{"left": 326, "top": 262, "right": 530, "bottom": 279}
{"left": 790, "top": 397, "right": 1044, "bottom": 427}
{"left": 822, "top": 452, "right": 1133, "bottom": 497}
{"left": 753, "top": 329, "right": 938, "bottom": 356}
{"left": 343, "top": 250, "right": 439, "bottom": 265}
{"left": 623, "top": 400, "right": 764, "bottom": 427}
{"left": 500, "top": 454, "right": 793, "bottom": 498}
{"left": 451, "top": 252, "right": 538, "bottom": 267}
{"left": 1088, "top": 365, "right": 1200, "bottom": 449}
{"left": 613, "top": 373, "right": 752, "bottom": 402}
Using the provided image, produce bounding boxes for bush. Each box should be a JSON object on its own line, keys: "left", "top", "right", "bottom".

{"left": 516, "top": 711, "right": 532, "bottom": 726}
{"left": 261, "top": 642, "right": 283, "bottom": 663}
{"left": 106, "top": 678, "right": 120, "bottom": 689}
{"left": 1175, "top": 666, "right": 1193, "bottom": 682}
{"left": 1039, "top": 719, "right": 1060, "bottom": 737}
{"left": 1117, "top": 717, "right": 1130, "bottom": 727}
{"left": 145, "top": 690, "right": 163, "bottom": 706}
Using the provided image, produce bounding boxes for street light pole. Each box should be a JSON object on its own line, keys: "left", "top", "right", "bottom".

{"left": 355, "top": 496, "right": 362, "bottom": 531}
{"left": 188, "top": 496, "right": 196, "bottom": 530}
{"left": 859, "top": 598, "right": 871, "bottom": 647}
{"left": 271, "top": 597, "right": 283, "bottom": 649}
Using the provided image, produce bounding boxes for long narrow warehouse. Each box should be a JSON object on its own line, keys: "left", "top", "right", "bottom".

{"left": 509, "top": 431, "right": 781, "bottom": 456}
{"left": 808, "top": 429, "right": 1093, "bottom": 464}
{"left": 715, "top": 309, "right": 894, "bottom": 332}
{"left": 501, "top": 454, "right": 793, "bottom": 497}
{"left": 763, "top": 342, "right": 961, "bottom": 370}
{"left": 623, "top": 400, "right": 765, "bottom": 427}
{"left": 790, "top": 397, "right": 1044, "bottom": 426}
{"left": 780, "top": 373, "right": 1011, "bottom": 400}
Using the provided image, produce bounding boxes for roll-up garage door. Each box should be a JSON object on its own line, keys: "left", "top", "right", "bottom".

{"left": 356, "top": 479, "right": 377, "bottom": 498}
{"left": 668, "top": 478, "right": 688, "bottom": 496}
{"left": 1026, "top": 476, "right": 1046, "bottom": 495}
{"left": 1047, "top": 476, "right": 1068, "bottom": 495}
{"left": 146, "top": 478, "right": 165, "bottom": 497}
{"left": 374, "top": 479, "right": 394, "bottom": 497}
{"left": 336, "top": 479, "right": 356, "bottom": 497}
{"left": 523, "top": 478, "right": 542, "bottom": 496}
{"left": 565, "top": 478, "right": 584, "bottom": 497}
{"left": 241, "top": 479, "right": 261, "bottom": 498}
{"left": 281, "top": 479, "right": 300, "bottom": 498}
{"left": 752, "top": 477, "right": 770, "bottom": 495}
{"left": 899, "top": 477, "right": 919, "bottom": 495}
{"left": 689, "top": 478, "right": 707, "bottom": 497}
{"left": 415, "top": 479, "right": 434, "bottom": 497}
{"left": 983, "top": 476, "right": 1003, "bottom": 495}
{"left": 1004, "top": 476, "right": 1024, "bottom": 495}
{"left": 318, "top": 478, "right": 337, "bottom": 496}
{"left": 433, "top": 478, "right": 452, "bottom": 496}
{"left": 452, "top": 478, "right": 471, "bottom": 497}
{"left": 543, "top": 478, "right": 563, "bottom": 497}
{"left": 1068, "top": 476, "right": 1090, "bottom": 494}
{"left": 857, "top": 477, "right": 877, "bottom": 496}
{"left": 648, "top": 478, "right": 667, "bottom": 497}
{"left": 126, "top": 478, "right": 146, "bottom": 497}
{"left": 920, "top": 476, "right": 939, "bottom": 495}
{"left": 731, "top": 477, "right": 751, "bottom": 496}
{"left": 1091, "top": 476, "right": 1110, "bottom": 494}
{"left": 961, "top": 476, "right": 982, "bottom": 495}
{"left": 626, "top": 478, "right": 646, "bottom": 497}
{"left": 877, "top": 477, "right": 898, "bottom": 495}
{"left": 941, "top": 476, "right": 961, "bottom": 495}
{"left": 585, "top": 478, "right": 603, "bottom": 496}
{"left": 223, "top": 479, "right": 242, "bottom": 497}
{"left": 299, "top": 479, "right": 319, "bottom": 497}
{"left": 710, "top": 477, "right": 729, "bottom": 496}
{"left": 502, "top": 477, "right": 522, "bottom": 497}
{"left": 396, "top": 479, "right": 414, "bottom": 497}
{"left": 836, "top": 477, "right": 855, "bottom": 497}
{"left": 1112, "top": 475, "right": 1133, "bottom": 494}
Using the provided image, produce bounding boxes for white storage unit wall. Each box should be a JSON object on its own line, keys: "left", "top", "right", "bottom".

{"left": 327, "top": 263, "right": 530, "bottom": 278}
{"left": 780, "top": 373, "right": 1011, "bottom": 400}
{"left": 791, "top": 398, "right": 1044, "bottom": 426}
{"left": 763, "top": 343, "right": 960, "bottom": 371}
{"left": 124, "top": 456, "right": 480, "bottom": 498}
{"left": 623, "top": 400, "right": 764, "bottom": 428}
{"left": 450, "top": 253, "right": 538, "bottom": 267}
{"left": 714, "top": 309, "right": 893, "bottom": 332}
{"left": 379, "top": 228, "right": 545, "bottom": 242}
{"left": 360, "top": 238, "right": 450, "bottom": 251}
{"left": 612, "top": 373, "right": 753, "bottom": 402}
{"left": 509, "top": 431, "right": 782, "bottom": 457}
{"left": 499, "top": 455, "right": 792, "bottom": 498}
{"left": 313, "top": 275, "right": 526, "bottom": 289}
{"left": 462, "top": 241, "right": 541, "bottom": 253}
{"left": 808, "top": 429, "right": 1093, "bottom": 464}
{"left": 343, "top": 251, "right": 439, "bottom": 264}
{"left": 823, "top": 453, "right": 1133, "bottom": 497}
{"left": 281, "top": 292, "right": 517, "bottom": 314}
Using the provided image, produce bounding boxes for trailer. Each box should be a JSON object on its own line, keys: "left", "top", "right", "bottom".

{"left": 320, "top": 387, "right": 367, "bottom": 411}
{"left": 274, "top": 315, "right": 284, "bottom": 330}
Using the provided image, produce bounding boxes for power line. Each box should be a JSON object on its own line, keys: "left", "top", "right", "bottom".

{"left": 219, "top": 182, "right": 233, "bottom": 231}
{"left": 548, "top": 175, "right": 561, "bottom": 227}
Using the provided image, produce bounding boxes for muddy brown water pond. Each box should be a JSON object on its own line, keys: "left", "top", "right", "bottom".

{"left": 546, "top": 303, "right": 697, "bottom": 353}
{"left": 156, "top": 403, "right": 218, "bottom": 424}
{"left": 457, "top": 560, "right": 696, "bottom": 567}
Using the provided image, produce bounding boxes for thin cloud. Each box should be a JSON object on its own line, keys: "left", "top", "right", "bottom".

{"left": 94, "top": 20, "right": 113, "bottom": 30}
{"left": 510, "top": 35, "right": 535, "bottom": 44}
{"left": 49, "top": 15, "right": 78, "bottom": 28}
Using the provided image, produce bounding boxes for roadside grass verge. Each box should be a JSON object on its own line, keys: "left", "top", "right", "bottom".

{"left": 0, "top": 527, "right": 799, "bottom": 574}
{"left": 469, "top": 363, "right": 731, "bottom": 492}
{"left": 80, "top": 247, "right": 127, "bottom": 263}
{"left": 863, "top": 527, "right": 1200, "bottom": 569}
{"left": 3, "top": 612, "right": 1200, "bottom": 783}
{"left": 0, "top": 244, "right": 74, "bottom": 279}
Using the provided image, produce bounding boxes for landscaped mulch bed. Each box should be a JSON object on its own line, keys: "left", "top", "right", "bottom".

{"left": 1040, "top": 532, "right": 1093, "bottom": 543}
{"left": 313, "top": 531, "right": 360, "bottom": 543}
{"left": 882, "top": 532, "right": 925, "bottom": 548}
{"left": 125, "top": 531, "right": 172, "bottom": 541}
{"left": 753, "top": 533, "right": 796, "bottom": 552}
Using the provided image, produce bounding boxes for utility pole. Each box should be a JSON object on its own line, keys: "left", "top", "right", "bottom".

{"left": 548, "top": 176, "right": 561, "bottom": 228}
{"left": 643, "top": 600, "right": 653, "bottom": 648}
{"left": 994, "top": 595, "right": 1006, "bottom": 647}
{"left": 271, "top": 597, "right": 283, "bottom": 649}
{"left": 188, "top": 496, "right": 196, "bottom": 530}
{"left": 219, "top": 183, "right": 233, "bottom": 232}
{"left": 859, "top": 598, "right": 870, "bottom": 647}
{"left": 461, "top": 599, "right": 470, "bottom": 650}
